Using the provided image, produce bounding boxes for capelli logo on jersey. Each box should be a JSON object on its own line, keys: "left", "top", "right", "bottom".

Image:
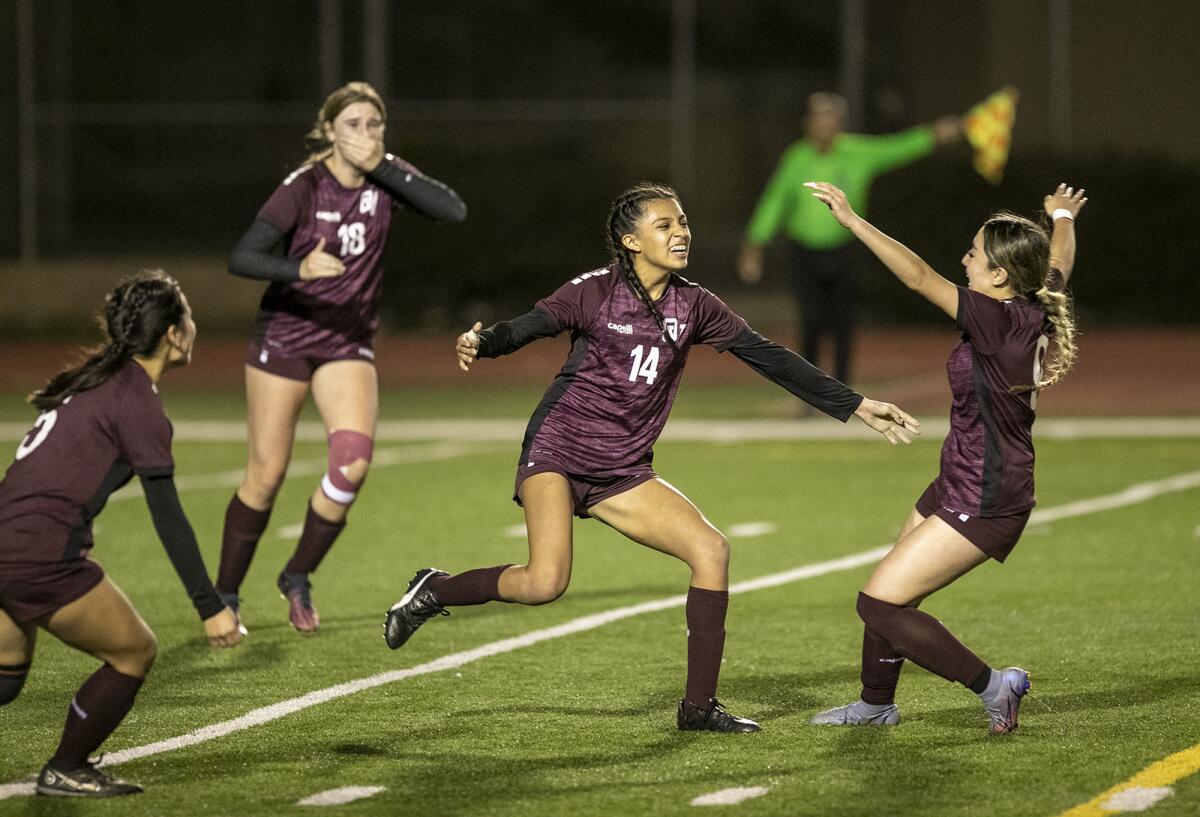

{"left": 315, "top": 211, "right": 342, "bottom": 223}
{"left": 607, "top": 322, "right": 633, "bottom": 335}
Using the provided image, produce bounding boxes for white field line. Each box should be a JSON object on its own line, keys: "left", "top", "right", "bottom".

{"left": 297, "top": 785, "right": 387, "bottom": 806}
{"left": 2, "top": 469, "right": 1198, "bottom": 801}
{"left": 106, "top": 441, "right": 498, "bottom": 503}
{"left": 3, "top": 417, "right": 1200, "bottom": 444}
{"left": 691, "top": 786, "right": 771, "bottom": 806}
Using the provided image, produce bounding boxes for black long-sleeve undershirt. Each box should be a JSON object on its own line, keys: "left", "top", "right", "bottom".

{"left": 228, "top": 219, "right": 300, "bottom": 283}
{"left": 722, "top": 327, "right": 863, "bottom": 421}
{"left": 476, "top": 308, "right": 561, "bottom": 359}
{"left": 366, "top": 159, "right": 467, "bottom": 223}
{"left": 140, "top": 474, "right": 225, "bottom": 620}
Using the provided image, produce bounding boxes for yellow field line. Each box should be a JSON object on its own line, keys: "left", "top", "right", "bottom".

{"left": 1055, "top": 742, "right": 1200, "bottom": 816}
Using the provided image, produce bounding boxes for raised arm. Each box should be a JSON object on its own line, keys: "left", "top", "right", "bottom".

{"left": 1043, "top": 183, "right": 1087, "bottom": 288}
{"left": 804, "top": 181, "right": 958, "bottom": 318}
{"left": 367, "top": 157, "right": 467, "bottom": 223}
{"left": 456, "top": 308, "right": 561, "bottom": 372}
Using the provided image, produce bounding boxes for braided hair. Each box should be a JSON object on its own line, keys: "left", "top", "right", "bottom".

{"left": 302, "top": 81, "right": 386, "bottom": 166}
{"left": 605, "top": 182, "right": 682, "bottom": 351}
{"left": 981, "top": 213, "right": 1078, "bottom": 392}
{"left": 30, "top": 270, "right": 187, "bottom": 410}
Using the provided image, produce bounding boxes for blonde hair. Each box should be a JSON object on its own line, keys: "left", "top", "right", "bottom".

{"left": 302, "top": 81, "right": 386, "bottom": 165}
{"left": 982, "top": 213, "right": 1078, "bottom": 391}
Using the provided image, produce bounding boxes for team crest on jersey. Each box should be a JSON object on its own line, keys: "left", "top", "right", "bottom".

{"left": 663, "top": 317, "right": 687, "bottom": 342}
{"left": 359, "top": 189, "right": 379, "bottom": 217}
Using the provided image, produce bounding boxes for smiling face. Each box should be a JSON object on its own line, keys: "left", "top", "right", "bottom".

{"left": 962, "top": 227, "right": 1011, "bottom": 297}
{"left": 621, "top": 197, "right": 691, "bottom": 276}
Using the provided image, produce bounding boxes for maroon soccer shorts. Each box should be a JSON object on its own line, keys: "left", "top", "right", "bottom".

{"left": 0, "top": 557, "right": 105, "bottom": 623}
{"left": 915, "top": 481, "right": 1031, "bottom": 563}
{"left": 245, "top": 342, "right": 375, "bottom": 382}
{"left": 514, "top": 457, "right": 658, "bottom": 519}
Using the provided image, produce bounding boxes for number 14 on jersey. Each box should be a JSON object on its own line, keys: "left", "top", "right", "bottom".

{"left": 628, "top": 344, "right": 660, "bottom": 385}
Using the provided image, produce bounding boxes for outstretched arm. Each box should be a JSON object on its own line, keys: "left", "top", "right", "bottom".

{"left": 1043, "top": 183, "right": 1087, "bottom": 288}
{"left": 724, "top": 327, "right": 920, "bottom": 444}
{"left": 456, "top": 308, "right": 561, "bottom": 372}
{"left": 804, "top": 181, "right": 958, "bottom": 319}
{"left": 140, "top": 475, "right": 242, "bottom": 648}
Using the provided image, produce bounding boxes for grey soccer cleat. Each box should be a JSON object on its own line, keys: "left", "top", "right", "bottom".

{"left": 36, "top": 763, "right": 143, "bottom": 797}
{"left": 982, "top": 667, "right": 1030, "bottom": 735}
{"left": 384, "top": 568, "right": 450, "bottom": 649}
{"left": 810, "top": 699, "right": 900, "bottom": 726}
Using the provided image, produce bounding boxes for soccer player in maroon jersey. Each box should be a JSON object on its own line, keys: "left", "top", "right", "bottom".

{"left": 804, "top": 182, "right": 1085, "bottom": 734}
{"left": 384, "top": 182, "right": 921, "bottom": 732}
{"left": 0, "top": 271, "right": 242, "bottom": 797}
{"left": 215, "top": 82, "right": 466, "bottom": 633}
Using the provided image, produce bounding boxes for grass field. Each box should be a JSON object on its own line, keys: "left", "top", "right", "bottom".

{"left": 1, "top": 387, "right": 1198, "bottom": 816}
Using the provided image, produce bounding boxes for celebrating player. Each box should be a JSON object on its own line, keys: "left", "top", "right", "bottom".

{"left": 384, "top": 182, "right": 919, "bottom": 733}
{"left": 0, "top": 271, "right": 241, "bottom": 797}
{"left": 805, "top": 182, "right": 1085, "bottom": 734}
{"left": 216, "top": 81, "right": 467, "bottom": 633}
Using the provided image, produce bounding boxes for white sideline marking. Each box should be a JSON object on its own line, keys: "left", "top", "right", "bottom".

{"left": 4, "top": 417, "right": 1200, "bottom": 443}
{"left": 107, "top": 441, "right": 495, "bottom": 503}
{"left": 2, "top": 469, "right": 1198, "bottom": 801}
{"left": 0, "top": 783, "right": 33, "bottom": 799}
{"left": 728, "top": 522, "right": 777, "bottom": 538}
{"left": 277, "top": 523, "right": 304, "bottom": 539}
{"left": 1099, "top": 786, "right": 1173, "bottom": 812}
{"left": 691, "top": 786, "right": 770, "bottom": 806}
{"left": 505, "top": 523, "right": 528, "bottom": 538}
{"left": 297, "top": 785, "right": 386, "bottom": 806}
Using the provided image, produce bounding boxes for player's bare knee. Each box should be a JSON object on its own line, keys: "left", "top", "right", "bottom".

{"left": 692, "top": 532, "right": 730, "bottom": 574}
{"left": 0, "top": 663, "right": 30, "bottom": 705}
{"left": 243, "top": 467, "right": 286, "bottom": 506}
{"left": 115, "top": 631, "right": 157, "bottom": 678}
{"left": 525, "top": 568, "right": 570, "bottom": 605}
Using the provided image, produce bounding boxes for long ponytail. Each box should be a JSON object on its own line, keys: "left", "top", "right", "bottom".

{"left": 30, "top": 270, "right": 186, "bottom": 411}
{"left": 605, "top": 182, "right": 681, "bottom": 351}
{"left": 1032, "top": 285, "right": 1077, "bottom": 390}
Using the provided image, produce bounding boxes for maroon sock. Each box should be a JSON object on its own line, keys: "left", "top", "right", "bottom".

{"left": 684, "top": 587, "right": 729, "bottom": 708}
{"left": 428, "top": 565, "right": 513, "bottom": 606}
{"left": 856, "top": 592, "right": 985, "bottom": 687}
{"left": 51, "top": 665, "right": 144, "bottom": 770}
{"left": 216, "top": 493, "right": 272, "bottom": 595}
{"left": 285, "top": 502, "right": 346, "bottom": 575}
{"left": 860, "top": 625, "right": 905, "bottom": 705}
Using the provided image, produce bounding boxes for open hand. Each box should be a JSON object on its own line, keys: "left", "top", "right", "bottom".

{"left": 457, "top": 321, "right": 483, "bottom": 371}
{"left": 854, "top": 398, "right": 921, "bottom": 445}
{"left": 804, "top": 182, "right": 860, "bottom": 230}
{"left": 1044, "top": 183, "right": 1087, "bottom": 220}
{"left": 298, "top": 236, "right": 345, "bottom": 280}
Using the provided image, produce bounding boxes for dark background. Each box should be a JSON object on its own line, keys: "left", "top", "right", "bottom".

{"left": 2, "top": 0, "right": 1198, "bottom": 336}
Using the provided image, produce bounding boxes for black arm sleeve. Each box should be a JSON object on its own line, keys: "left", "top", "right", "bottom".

{"left": 723, "top": 327, "right": 864, "bottom": 421}
{"left": 477, "top": 308, "right": 562, "bottom": 359}
{"left": 228, "top": 219, "right": 301, "bottom": 283}
{"left": 367, "top": 160, "right": 467, "bottom": 223}
{"left": 140, "top": 475, "right": 225, "bottom": 620}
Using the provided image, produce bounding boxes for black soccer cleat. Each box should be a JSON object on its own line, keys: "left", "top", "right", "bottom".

{"left": 384, "top": 568, "right": 450, "bottom": 649}
{"left": 677, "top": 698, "right": 761, "bottom": 733}
{"left": 36, "top": 762, "right": 143, "bottom": 797}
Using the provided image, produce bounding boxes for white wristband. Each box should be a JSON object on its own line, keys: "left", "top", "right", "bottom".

{"left": 1051, "top": 208, "right": 1074, "bottom": 222}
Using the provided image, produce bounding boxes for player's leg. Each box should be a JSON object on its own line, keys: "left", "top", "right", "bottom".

{"left": 35, "top": 578, "right": 154, "bottom": 796}
{"left": 588, "top": 478, "right": 758, "bottom": 733}
{"left": 279, "top": 360, "right": 377, "bottom": 632}
{"left": 384, "top": 472, "right": 572, "bottom": 649}
{"left": 216, "top": 365, "right": 308, "bottom": 612}
{"left": 812, "top": 505, "right": 926, "bottom": 726}
{"left": 859, "top": 516, "right": 1029, "bottom": 734}
{"left": 0, "top": 607, "right": 35, "bottom": 708}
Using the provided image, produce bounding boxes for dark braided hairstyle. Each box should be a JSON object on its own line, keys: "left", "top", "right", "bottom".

{"left": 605, "top": 182, "right": 681, "bottom": 351}
{"left": 30, "top": 270, "right": 187, "bottom": 411}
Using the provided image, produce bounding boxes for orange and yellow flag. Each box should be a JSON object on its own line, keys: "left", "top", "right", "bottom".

{"left": 965, "top": 86, "right": 1019, "bottom": 185}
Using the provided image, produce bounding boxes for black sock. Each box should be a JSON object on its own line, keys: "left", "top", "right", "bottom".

{"left": 968, "top": 664, "right": 994, "bottom": 695}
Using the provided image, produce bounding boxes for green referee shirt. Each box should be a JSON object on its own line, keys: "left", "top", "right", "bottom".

{"left": 746, "top": 126, "right": 935, "bottom": 250}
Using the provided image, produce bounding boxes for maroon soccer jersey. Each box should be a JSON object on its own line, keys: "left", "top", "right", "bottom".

{"left": 933, "top": 283, "right": 1057, "bottom": 517}
{"left": 0, "top": 364, "right": 173, "bottom": 564}
{"left": 521, "top": 266, "right": 746, "bottom": 476}
{"left": 251, "top": 156, "right": 416, "bottom": 360}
